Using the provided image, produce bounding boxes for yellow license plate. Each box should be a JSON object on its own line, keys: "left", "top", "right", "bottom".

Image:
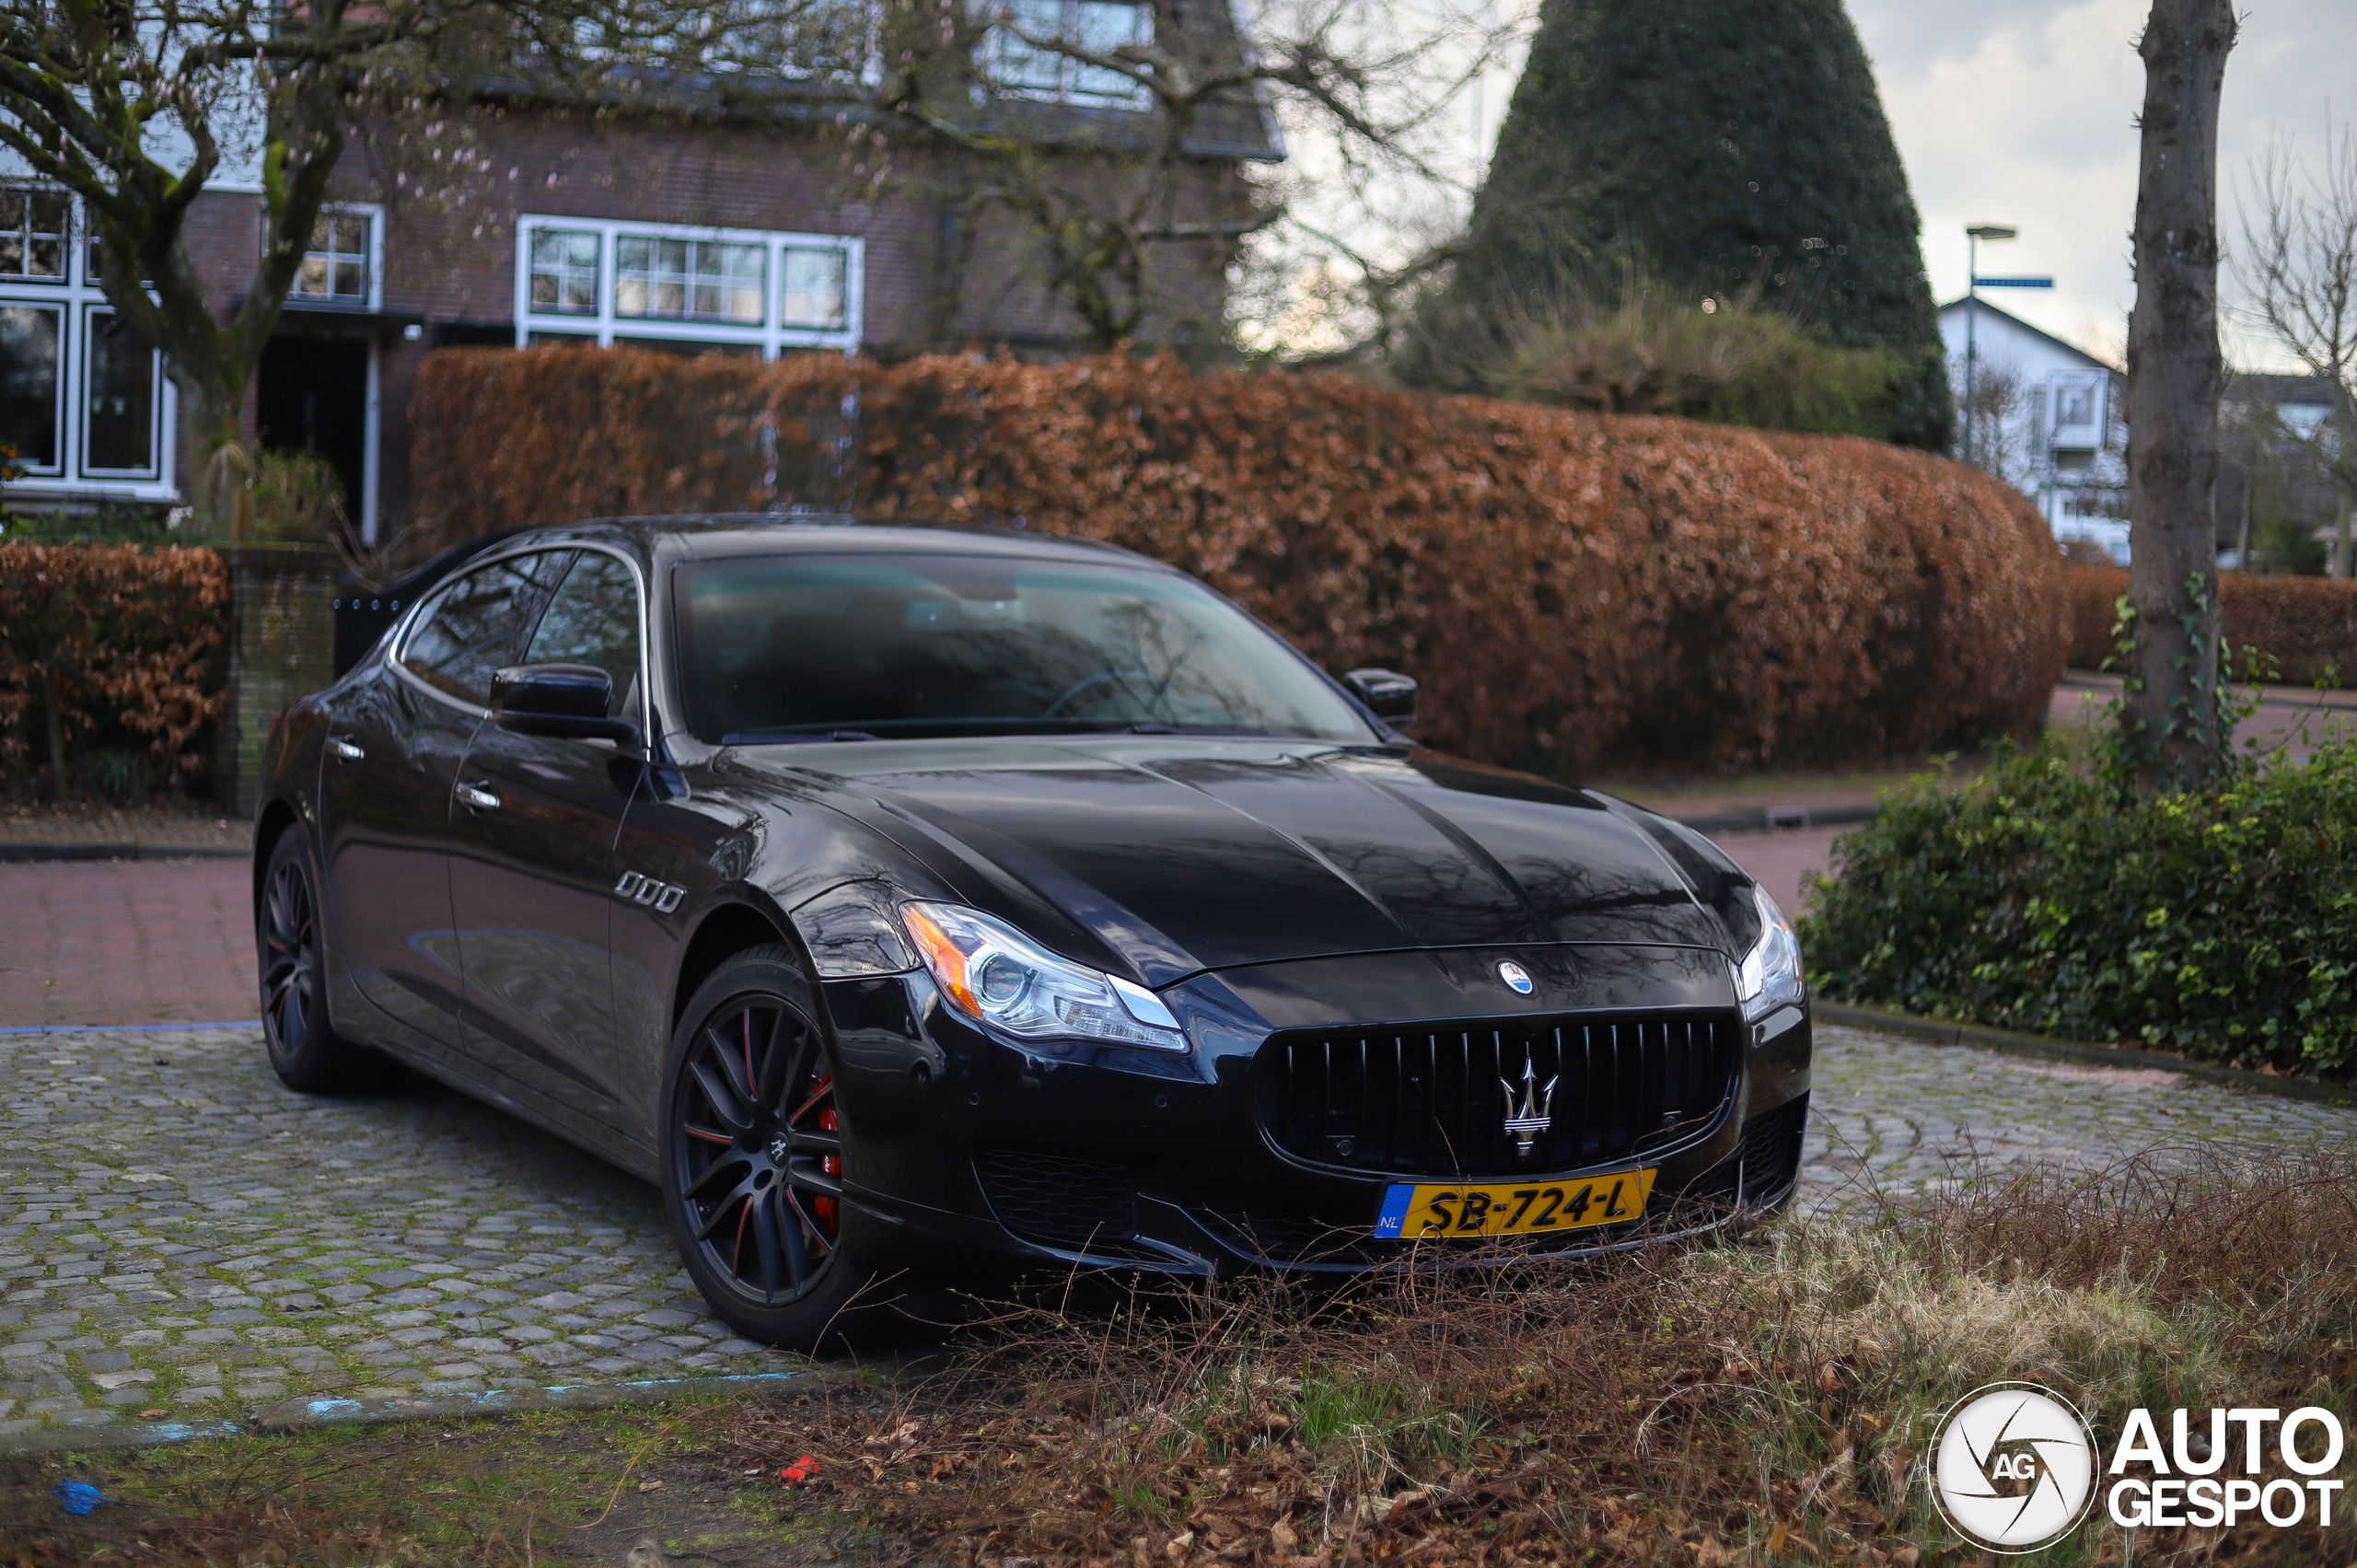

{"left": 1372, "top": 1168, "right": 1656, "bottom": 1240}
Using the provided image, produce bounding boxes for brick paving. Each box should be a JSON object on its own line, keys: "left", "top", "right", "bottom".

{"left": 1710, "top": 826, "right": 1842, "bottom": 918}
{"left": 0, "top": 861, "right": 257, "bottom": 1029}
{"left": 0, "top": 806, "right": 252, "bottom": 852}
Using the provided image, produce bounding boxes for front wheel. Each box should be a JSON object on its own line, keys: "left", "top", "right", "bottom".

{"left": 660, "top": 945, "right": 890, "bottom": 1352}
{"left": 258, "top": 827, "right": 391, "bottom": 1094}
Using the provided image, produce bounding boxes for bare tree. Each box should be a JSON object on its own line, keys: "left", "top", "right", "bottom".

{"left": 2123, "top": 0, "right": 2236, "bottom": 793}
{"left": 817, "top": 0, "right": 1517, "bottom": 353}
{"left": 1956, "top": 359, "right": 2033, "bottom": 488}
{"left": 2237, "top": 122, "right": 2357, "bottom": 575}
{"left": 0, "top": 0, "right": 643, "bottom": 530}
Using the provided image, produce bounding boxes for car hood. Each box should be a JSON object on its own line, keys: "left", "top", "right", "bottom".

{"left": 742, "top": 738, "right": 1730, "bottom": 986}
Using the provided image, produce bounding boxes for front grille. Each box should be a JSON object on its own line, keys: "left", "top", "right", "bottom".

{"left": 973, "top": 1147, "right": 1140, "bottom": 1252}
{"left": 1735, "top": 1092, "right": 1808, "bottom": 1202}
{"left": 1670, "top": 1093, "right": 1811, "bottom": 1211}
{"left": 1258, "top": 1013, "right": 1739, "bottom": 1178}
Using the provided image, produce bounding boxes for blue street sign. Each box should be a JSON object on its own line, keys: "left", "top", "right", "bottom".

{"left": 1972, "top": 275, "right": 2054, "bottom": 288}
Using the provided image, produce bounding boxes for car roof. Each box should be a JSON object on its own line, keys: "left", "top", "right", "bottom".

{"left": 515, "top": 514, "right": 1159, "bottom": 569}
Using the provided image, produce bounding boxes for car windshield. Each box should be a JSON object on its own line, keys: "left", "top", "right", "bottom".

{"left": 674, "top": 552, "right": 1374, "bottom": 743}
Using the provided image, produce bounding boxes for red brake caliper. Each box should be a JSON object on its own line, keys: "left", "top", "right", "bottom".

{"left": 814, "top": 1103, "right": 841, "bottom": 1232}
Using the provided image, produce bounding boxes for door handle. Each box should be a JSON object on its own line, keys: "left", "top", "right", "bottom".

{"left": 328, "top": 736, "right": 366, "bottom": 762}
{"left": 456, "top": 782, "right": 501, "bottom": 812}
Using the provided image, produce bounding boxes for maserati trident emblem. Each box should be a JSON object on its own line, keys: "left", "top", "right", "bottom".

{"left": 1500, "top": 1055, "right": 1558, "bottom": 1157}
{"left": 769, "top": 1134, "right": 791, "bottom": 1164}
{"left": 1496, "top": 960, "right": 1534, "bottom": 995}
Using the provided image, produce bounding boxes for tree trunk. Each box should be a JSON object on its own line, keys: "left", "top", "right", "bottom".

{"left": 179, "top": 380, "right": 253, "bottom": 539}
{"left": 2125, "top": 0, "right": 2237, "bottom": 791}
{"left": 34, "top": 655, "right": 66, "bottom": 804}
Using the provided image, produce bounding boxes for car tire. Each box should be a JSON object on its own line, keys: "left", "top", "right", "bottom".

{"left": 659, "top": 945, "right": 892, "bottom": 1353}
{"left": 258, "top": 826, "right": 391, "bottom": 1094}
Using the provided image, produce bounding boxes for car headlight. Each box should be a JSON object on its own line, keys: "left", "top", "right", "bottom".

{"left": 900, "top": 901, "right": 1189, "bottom": 1051}
{"left": 1734, "top": 885, "right": 1806, "bottom": 1023}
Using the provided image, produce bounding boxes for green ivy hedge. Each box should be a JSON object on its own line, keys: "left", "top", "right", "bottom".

{"left": 1799, "top": 732, "right": 2357, "bottom": 1079}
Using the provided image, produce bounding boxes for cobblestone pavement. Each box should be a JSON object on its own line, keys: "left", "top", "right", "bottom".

{"left": 0, "top": 1025, "right": 795, "bottom": 1438}
{"left": 1800, "top": 1024, "right": 2357, "bottom": 1202}
{"left": 1, "top": 1020, "right": 2352, "bottom": 1437}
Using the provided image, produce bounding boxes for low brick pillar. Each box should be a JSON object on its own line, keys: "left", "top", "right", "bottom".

{"left": 214, "top": 543, "right": 338, "bottom": 819}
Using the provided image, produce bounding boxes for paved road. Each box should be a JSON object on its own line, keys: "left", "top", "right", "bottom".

{"left": 8, "top": 858, "right": 2357, "bottom": 1441}
{"left": 0, "top": 860, "right": 255, "bottom": 1030}
{"left": 0, "top": 1018, "right": 2348, "bottom": 1437}
{"left": 1710, "top": 827, "right": 1842, "bottom": 919}
{"left": 0, "top": 1023, "right": 795, "bottom": 1437}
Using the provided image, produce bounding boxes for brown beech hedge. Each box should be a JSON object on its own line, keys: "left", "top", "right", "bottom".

{"left": 411, "top": 347, "right": 2064, "bottom": 774}
{"left": 0, "top": 541, "right": 228, "bottom": 792}
{"left": 2064, "top": 563, "right": 2357, "bottom": 685}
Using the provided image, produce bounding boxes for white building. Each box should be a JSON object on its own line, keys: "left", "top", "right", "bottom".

{"left": 1937, "top": 296, "right": 2130, "bottom": 563}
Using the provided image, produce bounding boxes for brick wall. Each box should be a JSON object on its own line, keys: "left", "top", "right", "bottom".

{"left": 176, "top": 112, "right": 1243, "bottom": 532}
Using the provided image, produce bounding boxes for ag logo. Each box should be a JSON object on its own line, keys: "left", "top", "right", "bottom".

{"left": 1927, "top": 1383, "right": 2097, "bottom": 1553}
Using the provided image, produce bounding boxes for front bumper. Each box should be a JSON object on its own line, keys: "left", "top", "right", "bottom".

{"left": 822, "top": 943, "right": 1813, "bottom": 1280}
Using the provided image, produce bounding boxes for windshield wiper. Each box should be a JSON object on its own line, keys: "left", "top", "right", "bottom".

{"left": 722, "top": 729, "right": 878, "bottom": 745}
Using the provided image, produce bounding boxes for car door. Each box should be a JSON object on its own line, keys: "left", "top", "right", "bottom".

{"left": 319, "top": 549, "right": 572, "bottom": 1073}
{"left": 447, "top": 547, "right": 649, "bottom": 1136}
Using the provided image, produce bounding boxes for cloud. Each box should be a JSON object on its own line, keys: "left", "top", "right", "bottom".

{"left": 1852, "top": 0, "right": 2357, "bottom": 369}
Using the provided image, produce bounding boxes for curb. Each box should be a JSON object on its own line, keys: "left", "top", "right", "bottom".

{"left": 1674, "top": 804, "right": 1879, "bottom": 836}
{"left": 0, "top": 1369, "right": 823, "bottom": 1456}
{"left": 0, "top": 1020, "right": 261, "bottom": 1038}
{"left": 0, "top": 842, "right": 249, "bottom": 864}
{"left": 1816, "top": 1001, "right": 2357, "bottom": 1108}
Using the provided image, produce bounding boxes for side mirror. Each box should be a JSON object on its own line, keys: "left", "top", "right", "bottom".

{"left": 491, "top": 663, "right": 640, "bottom": 744}
{"left": 1343, "top": 668, "right": 1418, "bottom": 731}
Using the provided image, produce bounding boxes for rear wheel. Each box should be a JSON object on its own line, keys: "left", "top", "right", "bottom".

{"left": 660, "top": 945, "right": 888, "bottom": 1352}
{"left": 258, "top": 828, "right": 388, "bottom": 1093}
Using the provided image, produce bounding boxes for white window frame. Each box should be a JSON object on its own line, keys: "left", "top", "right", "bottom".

{"left": 284, "top": 203, "right": 386, "bottom": 311}
{"left": 513, "top": 215, "right": 863, "bottom": 356}
{"left": 79, "top": 305, "right": 165, "bottom": 482}
{"left": 0, "top": 182, "right": 177, "bottom": 502}
{"left": 989, "top": 0, "right": 1154, "bottom": 110}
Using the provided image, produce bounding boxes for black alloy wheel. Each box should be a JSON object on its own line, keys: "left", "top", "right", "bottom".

{"left": 661, "top": 945, "right": 880, "bottom": 1349}
{"left": 258, "top": 829, "right": 384, "bottom": 1093}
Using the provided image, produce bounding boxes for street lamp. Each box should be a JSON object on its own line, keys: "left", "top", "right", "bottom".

{"left": 1964, "top": 225, "right": 2018, "bottom": 467}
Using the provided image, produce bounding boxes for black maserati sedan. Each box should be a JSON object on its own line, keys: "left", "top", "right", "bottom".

{"left": 253, "top": 516, "right": 1812, "bottom": 1348}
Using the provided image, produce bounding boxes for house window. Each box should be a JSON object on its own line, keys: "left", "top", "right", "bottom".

{"left": 0, "top": 183, "right": 176, "bottom": 497}
{"left": 0, "top": 305, "right": 62, "bottom": 470}
{"left": 515, "top": 216, "right": 862, "bottom": 355}
{"left": 529, "top": 228, "right": 600, "bottom": 315}
{"left": 292, "top": 210, "right": 373, "bottom": 303}
{"left": 615, "top": 237, "right": 765, "bottom": 323}
{"left": 0, "top": 189, "right": 69, "bottom": 282}
{"left": 992, "top": 0, "right": 1152, "bottom": 108}
{"left": 83, "top": 309, "right": 158, "bottom": 476}
{"left": 781, "top": 247, "right": 847, "bottom": 329}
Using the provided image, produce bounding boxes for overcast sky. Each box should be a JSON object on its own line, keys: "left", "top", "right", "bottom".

{"left": 1849, "top": 0, "right": 2355, "bottom": 369}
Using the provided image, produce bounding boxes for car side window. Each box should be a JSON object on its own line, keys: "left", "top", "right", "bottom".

{"left": 524, "top": 551, "right": 644, "bottom": 721}
{"left": 401, "top": 551, "right": 575, "bottom": 706}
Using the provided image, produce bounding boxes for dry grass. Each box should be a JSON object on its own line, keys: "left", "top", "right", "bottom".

{"left": 730, "top": 1153, "right": 2357, "bottom": 1568}
{"left": 6, "top": 1155, "right": 2354, "bottom": 1564}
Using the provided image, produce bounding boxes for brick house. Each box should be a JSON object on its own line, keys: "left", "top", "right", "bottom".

{"left": 0, "top": 0, "right": 1277, "bottom": 538}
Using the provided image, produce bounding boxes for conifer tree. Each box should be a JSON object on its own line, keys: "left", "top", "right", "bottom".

{"left": 1433, "top": 0, "right": 1953, "bottom": 450}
